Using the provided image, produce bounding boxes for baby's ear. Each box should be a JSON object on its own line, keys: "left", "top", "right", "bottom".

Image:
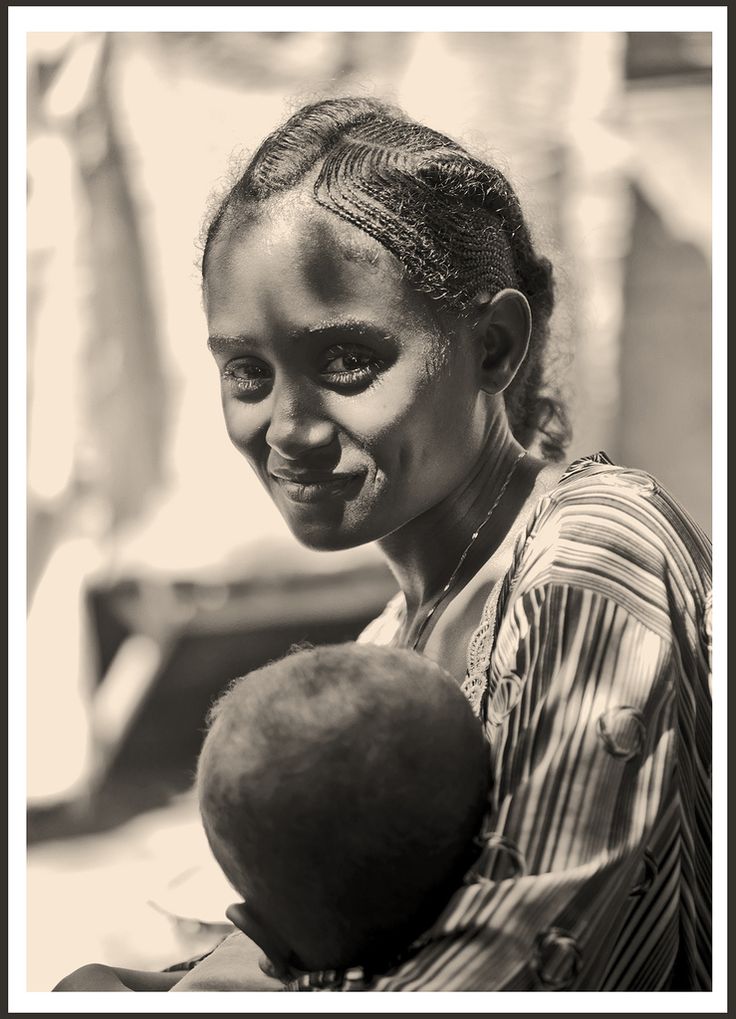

{"left": 225, "top": 902, "right": 299, "bottom": 981}
{"left": 224, "top": 901, "right": 250, "bottom": 934}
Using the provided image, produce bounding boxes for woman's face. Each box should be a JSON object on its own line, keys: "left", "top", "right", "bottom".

{"left": 204, "top": 194, "right": 490, "bottom": 551}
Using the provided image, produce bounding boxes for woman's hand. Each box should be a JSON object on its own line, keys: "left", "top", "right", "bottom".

{"left": 168, "top": 931, "right": 284, "bottom": 991}
{"left": 53, "top": 963, "right": 183, "bottom": 991}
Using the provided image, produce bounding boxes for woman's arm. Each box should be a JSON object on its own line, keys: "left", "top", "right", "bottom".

{"left": 167, "top": 930, "right": 284, "bottom": 991}
{"left": 52, "top": 940, "right": 282, "bottom": 992}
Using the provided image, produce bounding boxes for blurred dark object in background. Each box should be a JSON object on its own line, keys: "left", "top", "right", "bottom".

{"left": 27, "top": 561, "right": 397, "bottom": 845}
{"left": 625, "top": 31, "right": 712, "bottom": 83}
{"left": 619, "top": 186, "right": 711, "bottom": 529}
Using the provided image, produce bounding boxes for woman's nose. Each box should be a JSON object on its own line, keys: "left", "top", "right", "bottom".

{"left": 264, "top": 382, "right": 336, "bottom": 460}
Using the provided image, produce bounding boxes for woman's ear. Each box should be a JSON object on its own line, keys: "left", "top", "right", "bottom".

{"left": 474, "top": 288, "right": 531, "bottom": 394}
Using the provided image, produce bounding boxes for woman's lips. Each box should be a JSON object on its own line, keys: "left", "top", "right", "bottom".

{"left": 269, "top": 471, "right": 364, "bottom": 504}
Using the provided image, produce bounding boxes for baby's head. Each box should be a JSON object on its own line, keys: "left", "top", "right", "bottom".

{"left": 197, "top": 643, "right": 490, "bottom": 974}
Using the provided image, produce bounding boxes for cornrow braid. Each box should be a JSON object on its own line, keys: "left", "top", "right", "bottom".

{"left": 202, "top": 97, "right": 570, "bottom": 461}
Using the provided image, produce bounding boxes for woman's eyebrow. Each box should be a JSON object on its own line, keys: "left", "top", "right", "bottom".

{"left": 207, "top": 334, "right": 253, "bottom": 353}
{"left": 305, "top": 318, "right": 392, "bottom": 339}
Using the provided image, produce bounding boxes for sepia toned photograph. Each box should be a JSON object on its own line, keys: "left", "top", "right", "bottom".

{"left": 11, "top": 7, "right": 724, "bottom": 1009}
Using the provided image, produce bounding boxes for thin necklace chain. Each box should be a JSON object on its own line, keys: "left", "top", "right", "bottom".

{"left": 410, "top": 449, "right": 528, "bottom": 651}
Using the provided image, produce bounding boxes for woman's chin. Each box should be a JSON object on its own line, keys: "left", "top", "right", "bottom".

{"left": 288, "top": 523, "right": 372, "bottom": 553}
{"left": 279, "top": 509, "right": 377, "bottom": 552}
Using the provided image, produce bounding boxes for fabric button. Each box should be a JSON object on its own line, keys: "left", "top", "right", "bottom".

{"left": 533, "top": 927, "right": 582, "bottom": 989}
{"left": 486, "top": 671, "right": 524, "bottom": 728}
{"left": 596, "top": 705, "right": 646, "bottom": 761}
{"left": 472, "top": 831, "right": 527, "bottom": 881}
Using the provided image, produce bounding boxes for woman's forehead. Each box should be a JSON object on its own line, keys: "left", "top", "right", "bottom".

{"left": 204, "top": 194, "right": 433, "bottom": 332}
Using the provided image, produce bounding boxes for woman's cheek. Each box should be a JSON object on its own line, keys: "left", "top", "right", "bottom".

{"left": 351, "top": 369, "right": 431, "bottom": 433}
{"left": 223, "top": 397, "right": 265, "bottom": 462}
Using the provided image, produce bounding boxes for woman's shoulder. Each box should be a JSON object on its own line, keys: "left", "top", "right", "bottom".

{"left": 527, "top": 452, "right": 709, "bottom": 568}
{"left": 504, "top": 451, "right": 711, "bottom": 637}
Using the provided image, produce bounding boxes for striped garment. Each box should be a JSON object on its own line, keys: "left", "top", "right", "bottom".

{"left": 288, "top": 452, "right": 712, "bottom": 991}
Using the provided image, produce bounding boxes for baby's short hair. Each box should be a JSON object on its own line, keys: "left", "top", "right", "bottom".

{"left": 197, "top": 643, "right": 490, "bottom": 971}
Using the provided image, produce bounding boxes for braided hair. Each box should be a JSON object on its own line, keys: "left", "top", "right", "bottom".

{"left": 202, "top": 97, "right": 570, "bottom": 461}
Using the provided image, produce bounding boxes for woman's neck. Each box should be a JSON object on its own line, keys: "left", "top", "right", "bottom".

{"left": 378, "top": 419, "right": 540, "bottom": 623}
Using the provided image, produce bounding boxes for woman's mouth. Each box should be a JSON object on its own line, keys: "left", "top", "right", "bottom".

{"left": 269, "top": 471, "right": 364, "bottom": 504}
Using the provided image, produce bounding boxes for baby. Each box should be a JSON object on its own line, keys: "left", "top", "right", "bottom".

{"left": 197, "top": 642, "right": 491, "bottom": 980}
{"left": 54, "top": 643, "right": 490, "bottom": 990}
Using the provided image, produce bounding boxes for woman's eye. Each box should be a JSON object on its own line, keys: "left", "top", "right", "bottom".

{"left": 221, "top": 359, "right": 271, "bottom": 394}
{"left": 322, "top": 348, "right": 380, "bottom": 386}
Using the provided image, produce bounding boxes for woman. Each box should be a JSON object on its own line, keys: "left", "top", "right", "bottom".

{"left": 170, "top": 96, "right": 711, "bottom": 991}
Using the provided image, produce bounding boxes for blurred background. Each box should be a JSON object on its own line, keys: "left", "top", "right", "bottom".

{"left": 25, "top": 31, "right": 712, "bottom": 989}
